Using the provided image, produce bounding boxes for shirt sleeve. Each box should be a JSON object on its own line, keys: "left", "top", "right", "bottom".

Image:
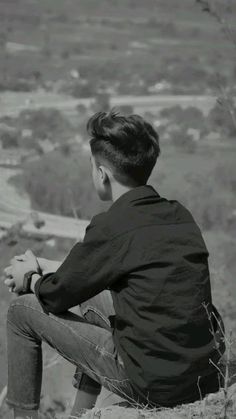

{"left": 34, "top": 216, "right": 123, "bottom": 314}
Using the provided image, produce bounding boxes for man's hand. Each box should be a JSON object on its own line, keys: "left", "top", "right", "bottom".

{"left": 4, "top": 249, "right": 39, "bottom": 294}
{"left": 7, "top": 251, "right": 62, "bottom": 276}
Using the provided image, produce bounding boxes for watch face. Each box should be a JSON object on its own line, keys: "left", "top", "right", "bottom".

{"left": 23, "top": 271, "right": 37, "bottom": 293}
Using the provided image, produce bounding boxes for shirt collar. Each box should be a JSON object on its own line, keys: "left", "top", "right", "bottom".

{"left": 108, "top": 184, "right": 160, "bottom": 213}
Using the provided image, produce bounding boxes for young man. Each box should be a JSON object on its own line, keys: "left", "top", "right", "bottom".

{"left": 4, "top": 111, "right": 225, "bottom": 419}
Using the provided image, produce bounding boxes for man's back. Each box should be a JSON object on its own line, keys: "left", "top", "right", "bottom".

{"left": 98, "top": 184, "right": 225, "bottom": 406}
{"left": 34, "top": 183, "right": 225, "bottom": 407}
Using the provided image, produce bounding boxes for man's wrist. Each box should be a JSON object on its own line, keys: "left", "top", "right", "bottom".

{"left": 30, "top": 273, "right": 41, "bottom": 293}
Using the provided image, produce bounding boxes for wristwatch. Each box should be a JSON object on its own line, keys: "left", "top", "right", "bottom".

{"left": 22, "top": 270, "right": 40, "bottom": 294}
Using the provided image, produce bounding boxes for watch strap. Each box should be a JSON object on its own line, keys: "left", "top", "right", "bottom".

{"left": 22, "top": 270, "right": 39, "bottom": 294}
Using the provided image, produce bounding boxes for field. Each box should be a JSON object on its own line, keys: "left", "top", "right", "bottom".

{"left": 1, "top": 0, "right": 236, "bottom": 94}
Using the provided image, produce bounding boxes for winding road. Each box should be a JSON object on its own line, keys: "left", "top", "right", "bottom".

{"left": 0, "top": 168, "right": 89, "bottom": 240}
{"left": 0, "top": 91, "right": 218, "bottom": 117}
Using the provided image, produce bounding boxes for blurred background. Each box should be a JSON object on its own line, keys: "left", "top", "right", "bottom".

{"left": 0, "top": 0, "right": 235, "bottom": 417}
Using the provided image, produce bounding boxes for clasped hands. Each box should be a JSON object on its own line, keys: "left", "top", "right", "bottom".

{"left": 3, "top": 250, "right": 61, "bottom": 295}
{"left": 4, "top": 249, "right": 40, "bottom": 294}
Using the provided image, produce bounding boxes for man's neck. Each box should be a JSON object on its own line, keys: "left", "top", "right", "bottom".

{"left": 111, "top": 183, "right": 138, "bottom": 203}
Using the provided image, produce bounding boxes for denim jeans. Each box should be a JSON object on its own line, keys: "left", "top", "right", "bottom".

{"left": 6, "top": 290, "right": 135, "bottom": 410}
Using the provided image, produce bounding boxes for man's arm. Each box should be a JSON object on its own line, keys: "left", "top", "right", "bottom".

{"left": 25, "top": 257, "right": 62, "bottom": 291}
{"left": 33, "top": 220, "right": 123, "bottom": 314}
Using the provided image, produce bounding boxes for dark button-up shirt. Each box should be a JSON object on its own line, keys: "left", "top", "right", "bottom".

{"left": 34, "top": 184, "right": 225, "bottom": 407}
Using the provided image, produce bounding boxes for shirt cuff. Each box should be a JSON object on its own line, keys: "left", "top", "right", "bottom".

{"left": 34, "top": 273, "right": 53, "bottom": 315}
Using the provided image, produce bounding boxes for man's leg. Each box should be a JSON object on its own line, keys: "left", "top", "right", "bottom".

{"left": 71, "top": 290, "right": 125, "bottom": 414}
{"left": 6, "top": 293, "right": 133, "bottom": 419}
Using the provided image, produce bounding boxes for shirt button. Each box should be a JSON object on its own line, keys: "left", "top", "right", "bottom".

{"left": 52, "top": 277, "right": 58, "bottom": 284}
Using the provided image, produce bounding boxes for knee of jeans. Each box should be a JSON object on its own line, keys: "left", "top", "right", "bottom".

{"left": 7, "top": 293, "right": 38, "bottom": 324}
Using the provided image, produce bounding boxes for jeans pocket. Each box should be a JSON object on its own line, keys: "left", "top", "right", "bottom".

{"left": 82, "top": 306, "right": 111, "bottom": 330}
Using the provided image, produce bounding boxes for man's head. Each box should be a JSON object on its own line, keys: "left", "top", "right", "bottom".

{"left": 87, "top": 109, "right": 160, "bottom": 201}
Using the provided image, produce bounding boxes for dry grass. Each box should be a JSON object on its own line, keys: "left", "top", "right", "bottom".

{"left": 68, "top": 382, "right": 236, "bottom": 418}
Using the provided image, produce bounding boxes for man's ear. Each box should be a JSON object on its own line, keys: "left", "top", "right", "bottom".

{"left": 98, "top": 165, "right": 109, "bottom": 184}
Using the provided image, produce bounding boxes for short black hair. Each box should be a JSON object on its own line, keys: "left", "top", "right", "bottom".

{"left": 87, "top": 109, "right": 160, "bottom": 187}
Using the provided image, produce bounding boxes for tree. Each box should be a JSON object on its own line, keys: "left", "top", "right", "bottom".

{"left": 170, "top": 128, "right": 197, "bottom": 153}
{"left": 0, "top": 130, "right": 18, "bottom": 148}
{"left": 208, "top": 101, "right": 236, "bottom": 138}
{"left": 20, "top": 148, "right": 109, "bottom": 219}
{"left": 160, "top": 105, "right": 205, "bottom": 131}
{"left": 196, "top": 0, "right": 236, "bottom": 137}
{"left": 76, "top": 104, "right": 87, "bottom": 115}
{"left": 0, "top": 27, "right": 9, "bottom": 84}
{"left": 18, "top": 108, "right": 73, "bottom": 142}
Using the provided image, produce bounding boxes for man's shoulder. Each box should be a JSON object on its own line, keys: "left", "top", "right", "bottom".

{"left": 84, "top": 211, "right": 110, "bottom": 238}
{"left": 90, "top": 211, "right": 108, "bottom": 226}
{"left": 85, "top": 197, "right": 201, "bottom": 241}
